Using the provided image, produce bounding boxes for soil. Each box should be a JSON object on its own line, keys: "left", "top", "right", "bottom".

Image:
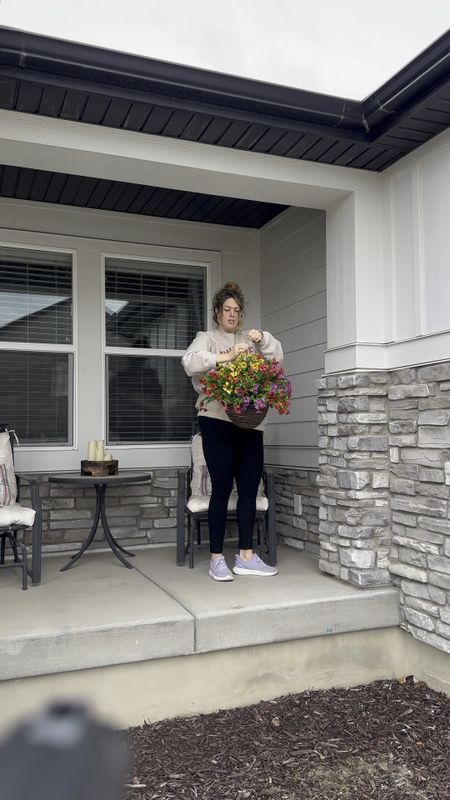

{"left": 124, "top": 678, "right": 450, "bottom": 800}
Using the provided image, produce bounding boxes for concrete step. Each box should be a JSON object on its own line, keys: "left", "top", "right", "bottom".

{"left": 0, "top": 552, "right": 194, "bottom": 680}
{"left": 0, "top": 546, "right": 399, "bottom": 681}
{"left": 135, "top": 547, "right": 400, "bottom": 653}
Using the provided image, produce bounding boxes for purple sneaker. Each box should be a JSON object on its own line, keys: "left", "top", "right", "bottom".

{"left": 209, "top": 556, "right": 234, "bottom": 582}
{"left": 233, "top": 553, "right": 278, "bottom": 576}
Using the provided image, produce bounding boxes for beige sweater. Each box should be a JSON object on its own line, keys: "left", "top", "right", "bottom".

{"left": 182, "top": 329, "right": 283, "bottom": 430}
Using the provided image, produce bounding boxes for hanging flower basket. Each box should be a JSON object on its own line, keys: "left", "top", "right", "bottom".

{"left": 225, "top": 403, "right": 268, "bottom": 429}
{"left": 200, "top": 353, "right": 291, "bottom": 428}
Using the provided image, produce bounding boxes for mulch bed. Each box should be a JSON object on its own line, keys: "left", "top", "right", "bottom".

{"left": 124, "top": 678, "right": 449, "bottom": 800}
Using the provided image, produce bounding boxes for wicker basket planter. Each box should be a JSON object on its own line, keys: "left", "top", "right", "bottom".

{"left": 225, "top": 404, "right": 268, "bottom": 429}
{"left": 81, "top": 460, "right": 119, "bottom": 476}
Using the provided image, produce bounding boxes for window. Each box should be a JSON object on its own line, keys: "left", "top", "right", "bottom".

{"left": 0, "top": 246, "right": 73, "bottom": 445}
{"left": 105, "top": 257, "right": 205, "bottom": 444}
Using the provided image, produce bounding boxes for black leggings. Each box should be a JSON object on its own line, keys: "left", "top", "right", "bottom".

{"left": 198, "top": 416, "right": 264, "bottom": 553}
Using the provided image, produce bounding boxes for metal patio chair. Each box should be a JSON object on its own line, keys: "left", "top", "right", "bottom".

{"left": 0, "top": 424, "right": 43, "bottom": 588}
{"left": 176, "top": 431, "right": 276, "bottom": 568}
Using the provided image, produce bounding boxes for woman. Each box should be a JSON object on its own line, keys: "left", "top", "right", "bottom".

{"left": 182, "top": 282, "right": 283, "bottom": 582}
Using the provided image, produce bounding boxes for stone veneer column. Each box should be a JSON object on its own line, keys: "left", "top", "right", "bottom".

{"left": 388, "top": 364, "right": 450, "bottom": 655}
{"left": 317, "top": 373, "right": 391, "bottom": 588}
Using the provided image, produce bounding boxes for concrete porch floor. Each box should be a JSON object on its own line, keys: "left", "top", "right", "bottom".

{"left": 1, "top": 547, "right": 449, "bottom": 735}
{"left": 0, "top": 545, "right": 400, "bottom": 682}
{"left": 2, "top": 545, "right": 426, "bottom": 734}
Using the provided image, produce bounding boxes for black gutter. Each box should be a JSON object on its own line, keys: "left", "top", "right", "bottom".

{"left": 0, "top": 25, "right": 364, "bottom": 134}
{"left": 363, "top": 29, "right": 450, "bottom": 136}
{"left": 0, "top": 25, "right": 448, "bottom": 143}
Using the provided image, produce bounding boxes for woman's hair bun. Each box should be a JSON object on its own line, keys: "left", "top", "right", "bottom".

{"left": 222, "top": 281, "right": 242, "bottom": 293}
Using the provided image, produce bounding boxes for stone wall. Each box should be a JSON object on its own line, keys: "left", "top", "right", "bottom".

{"left": 317, "top": 362, "right": 450, "bottom": 656}
{"left": 388, "top": 363, "right": 450, "bottom": 656}
{"left": 19, "top": 467, "right": 321, "bottom": 557}
{"left": 317, "top": 373, "right": 391, "bottom": 588}
{"left": 273, "top": 468, "right": 320, "bottom": 556}
{"left": 20, "top": 469, "right": 179, "bottom": 554}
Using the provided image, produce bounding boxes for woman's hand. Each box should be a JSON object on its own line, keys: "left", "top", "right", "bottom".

{"left": 216, "top": 343, "right": 250, "bottom": 364}
{"left": 247, "top": 329, "right": 263, "bottom": 344}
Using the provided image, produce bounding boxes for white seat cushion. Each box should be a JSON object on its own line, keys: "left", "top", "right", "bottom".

{"left": 0, "top": 432, "right": 17, "bottom": 506}
{"left": 187, "top": 495, "right": 268, "bottom": 513}
{"left": 256, "top": 496, "right": 269, "bottom": 511}
{"left": 0, "top": 503, "right": 35, "bottom": 528}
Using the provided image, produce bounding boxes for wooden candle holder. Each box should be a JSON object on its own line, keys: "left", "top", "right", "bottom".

{"left": 81, "top": 460, "right": 119, "bottom": 477}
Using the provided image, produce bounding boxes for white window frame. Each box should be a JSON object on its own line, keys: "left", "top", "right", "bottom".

{"left": 0, "top": 229, "right": 222, "bottom": 472}
{"left": 0, "top": 240, "right": 78, "bottom": 453}
{"left": 101, "top": 250, "right": 211, "bottom": 450}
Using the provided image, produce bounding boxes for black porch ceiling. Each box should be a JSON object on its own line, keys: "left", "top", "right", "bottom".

{"left": 0, "top": 164, "right": 288, "bottom": 228}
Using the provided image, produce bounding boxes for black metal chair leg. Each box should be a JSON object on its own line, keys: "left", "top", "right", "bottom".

{"left": 29, "top": 479, "right": 42, "bottom": 585}
{"left": 185, "top": 515, "right": 191, "bottom": 559}
{"left": 11, "top": 532, "right": 19, "bottom": 563}
{"left": 256, "top": 518, "right": 262, "bottom": 556}
{"left": 266, "top": 471, "right": 277, "bottom": 566}
{"left": 256, "top": 518, "right": 261, "bottom": 547}
{"left": 177, "top": 471, "right": 187, "bottom": 566}
{"left": 0, "top": 531, "right": 27, "bottom": 588}
{"left": 19, "top": 542, "right": 28, "bottom": 590}
{"left": 268, "top": 517, "right": 276, "bottom": 565}
{"left": 264, "top": 519, "right": 270, "bottom": 558}
{"left": 189, "top": 516, "right": 195, "bottom": 569}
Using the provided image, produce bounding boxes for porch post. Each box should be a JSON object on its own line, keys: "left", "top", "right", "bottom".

{"left": 317, "top": 373, "right": 392, "bottom": 587}
{"left": 318, "top": 187, "right": 392, "bottom": 588}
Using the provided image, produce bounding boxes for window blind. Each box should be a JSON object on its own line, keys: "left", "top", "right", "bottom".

{"left": 0, "top": 247, "right": 72, "bottom": 345}
{"left": 0, "top": 351, "right": 73, "bottom": 445}
{"left": 105, "top": 259, "right": 205, "bottom": 350}
{"left": 107, "top": 355, "right": 197, "bottom": 444}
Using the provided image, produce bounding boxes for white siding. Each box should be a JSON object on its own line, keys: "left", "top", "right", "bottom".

{"left": 384, "top": 128, "right": 450, "bottom": 346}
{"left": 420, "top": 142, "right": 450, "bottom": 335}
{"left": 325, "top": 128, "right": 450, "bottom": 373}
{"left": 0, "top": 198, "right": 260, "bottom": 472}
{"left": 260, "top": 207, "right": 326, "bottom": 468}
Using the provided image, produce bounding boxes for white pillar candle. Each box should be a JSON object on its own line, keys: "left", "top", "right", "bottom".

{"left": 87, "top": 440, "right": 97, "bottom": 460}
{"left": 95, "top": 440, "right": 105, "bottom": 461}
{"left": 104, "top": 452, "right": 113, "bottom": 462}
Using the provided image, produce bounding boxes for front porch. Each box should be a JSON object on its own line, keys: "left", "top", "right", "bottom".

{"left": 0, "top": 544, "right": 406, "bottom": 733}
{"left": 0, "top": 27, "right": 449, "bottom": 739}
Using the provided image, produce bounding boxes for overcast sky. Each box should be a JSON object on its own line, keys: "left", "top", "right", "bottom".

{"left": 0, "top": 0, "right": 448, "bottom": 99}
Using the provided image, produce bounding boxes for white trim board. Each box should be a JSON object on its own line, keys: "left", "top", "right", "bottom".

{"left": 0, "top": 110, "right": 379, "bottom": 210}
{"left": 325, "top": 328, "right": 450, "bottom": 373}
